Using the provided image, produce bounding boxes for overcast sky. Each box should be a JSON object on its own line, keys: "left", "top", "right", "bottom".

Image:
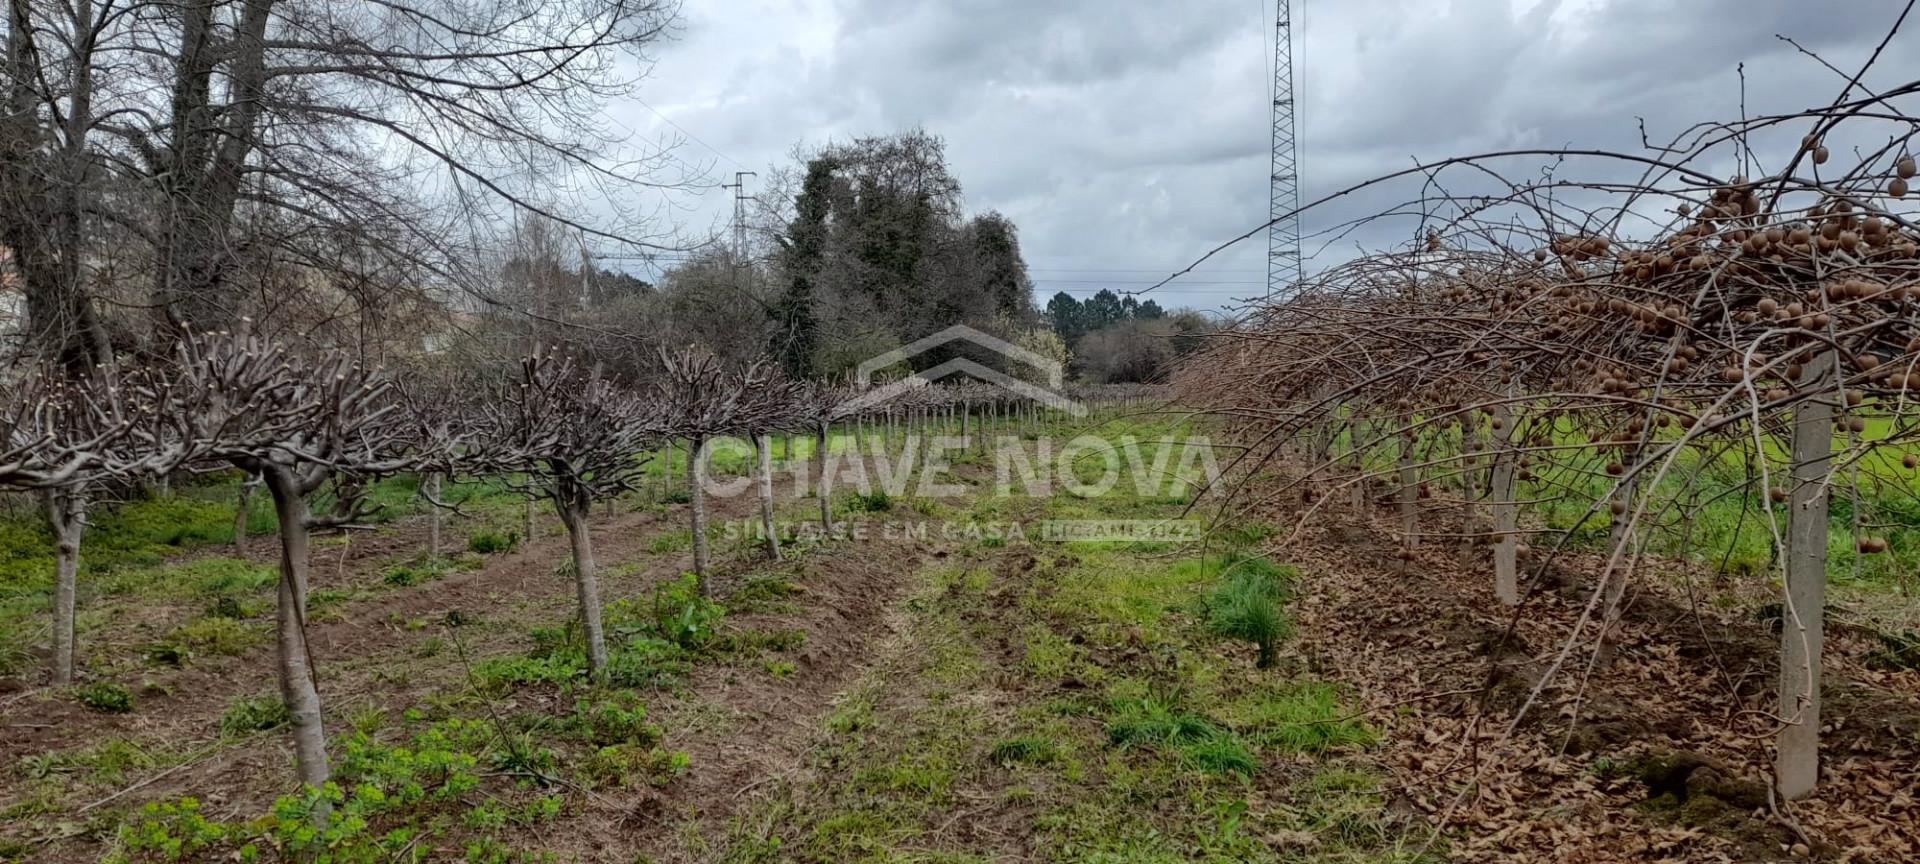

{"left": 606, "top": 0, "right": 1918, "bottom": 314}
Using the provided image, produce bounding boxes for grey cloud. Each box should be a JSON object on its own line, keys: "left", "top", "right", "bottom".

{"left": 613, "top": 0, "right": 1915, "bottom": 312}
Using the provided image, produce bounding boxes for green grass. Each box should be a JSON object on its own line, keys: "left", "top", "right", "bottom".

{"left": 169, "top": 616, "right": 262, "bottom": 657}
{"left": 1387, "top": 408, "right": 1920, "bottom": 592}
{"left": 1218, "top": 681, "right": 1375, "bottom": 753}
{"left": 1202, "top": 553, "right": 1295, "bottom": 669}
{"left": 689, "top": 423, "right": 1416, "bottom": 862}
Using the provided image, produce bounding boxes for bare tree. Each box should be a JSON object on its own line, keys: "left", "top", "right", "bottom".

{"left": 3, "top": 0, "right": 691, "bottom": 359}
{"left": 660, "top": 347, "right": 802, "bottom": 594}
{"left": 151, "top": 329, "right": 422, "bottom": 789}
{"left": 0, "top": 363, "right": 207, "bottom": 684}
{"left": 465, "top": 348, "right": 666, "bottom": 678}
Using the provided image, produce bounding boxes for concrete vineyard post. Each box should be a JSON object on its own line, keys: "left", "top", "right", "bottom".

{"left": 1397, "top": 430, "right": 1418, "bottom": 568}
{"left": 1490, "top": 400, "right": 1518, "bottom": 605}
{"left": 1778, "top": 351, "right": 1834, "bottom": 800}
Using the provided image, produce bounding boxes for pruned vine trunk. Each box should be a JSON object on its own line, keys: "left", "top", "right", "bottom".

{"left": 555, "top": 494, "right": 607, "bottom": 678}
{"left": 817, "top": 422, "right": 833, "bottom": 532}
{"left": 756, "top": 432, "right": 780, "bottom": 560}
{"left": 519, "top": 493, "right": 533, "bottom": 550}
{"left": 43, "top": 488, "right": 84, "bottom": 685}
{"left": 262, "top": 466, "right": 330, "bottom": 790}
{"left": 425, "top": 472, "right": 442, "bottom": 559}
{"left": 690, "top": 434, "right": 711, "bottom": 594}
{"left": 233, "top": 473, "right": 257, "bottom": 554}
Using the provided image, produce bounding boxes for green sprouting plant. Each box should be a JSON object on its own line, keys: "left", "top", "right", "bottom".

{"left": 845, "top": 490, "right": 893, "bottom": 513}
{"left": 381, "top": 558, "right": 448, "bottom": 587}
{"left": 144, "top": 641, "right": 192, "bottom": 668}
{"left": 116, "top": 797, "right": 237, "bottom": 861}
{"left": 527, "top": 622, "right": 582, "bottom": 659}
{"left": 464, "top": 800, "right": 511, "bottom": 832}
{"left": 579, "top": 744, "right": 689, "bottom": 789}
{"left": 206, "top": 595, "right": 254, "bottom": 620}
{"left": 646, "top": 529, "right": 693, "bottom": 554}
{"left": 1202, "top": 554, "right": 1295, "bottom": 668}
{"left": 1106, "top": 693, "right": 1219, "bottom": 749}
{"left": 989, "top": 736, "right": 1061, "bottom": 766}
{"left": 471, "top": 652, "right": 585, "bottom": 695}
{"left": 660, "top": 488, "right": 693, "bottom": 505}
{"left": 487, "top": 734, "right": 558, "bottom": 778}
{"left": 648, "top": 573, "right": 724, "bottom": 651}
{"left": 187, "top": 559, "right": 276, "bottom": 596}
{"left": 218, "top": 695, "right": 290, "bottom": 737}
{"left": 604, "top": 638, "right": 691, "bottom": 689}
{"left": 169, "top": 616, "right": 260, "bottom": 657}
{"left": 1181, "top": 733, "right": 1257, "bottom": 778}
{"left": 560, "top": 691, "right": 661, "bottom": 746}
{"left": 77, "top": 681, "right": 134, "bottom": 713}
{"left": 1225, "top": 682, "right": 1374, "bottom": 753}
{"left": 467, "top": 530, "right": 519, "bottom": 555}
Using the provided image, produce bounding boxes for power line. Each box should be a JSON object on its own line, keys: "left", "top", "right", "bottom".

{"left": 1034, "top": 279, "right": 1264, "bottom": 285}
{"left": 630, "top": 96, "right": 747, "bottom": 170}
{"left": 1030, "top": 268, "right": 1264, "bottom": 273}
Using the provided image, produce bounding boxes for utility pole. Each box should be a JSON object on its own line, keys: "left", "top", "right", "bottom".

{"left": 721, "top": 171, "right": 757, "bottom": 266}
{"left": 1267, "top": 0, "right": 1303, "bottom": 298}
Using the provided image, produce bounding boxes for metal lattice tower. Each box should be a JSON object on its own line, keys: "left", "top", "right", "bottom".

{"left": 1267, "top": 0, "right": 1302, "bottom": 296}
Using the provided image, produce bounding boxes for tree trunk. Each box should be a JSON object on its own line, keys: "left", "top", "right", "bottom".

{"left": 233, "top": 473, "right": 258, "bottom": 554}
{"left": 817, "top": 422, "right": 833, "bottom": 532}
{"left": 1778, "top": 352, "right": 1833, "bottom": 800}
{"left": 154, "top": 0, "right": 275, "bottom": 334}
{"left": 262, "top": 467, "right": 330, "bottom": 789}
{"left": 756, "top": 433, "right": 780, "bottom": 560}
{"left": 555, "top": 496, "right": 607, "bottom": 678}
{"left": 690, "top": 434, "right": 711, "bottom": 594}
{"left": 43, "top": 488, "right": 84, "bottom": 686}
{"left": 523, "top": 493, "right": 536, "bottom": 552}
{"left": 425, "top": 473, "right": 442, "bottom": 559}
